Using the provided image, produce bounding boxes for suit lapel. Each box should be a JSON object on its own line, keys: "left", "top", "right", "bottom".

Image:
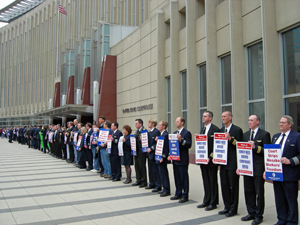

{"left": 282, "top": 132, "right": 292, "bottom": 156}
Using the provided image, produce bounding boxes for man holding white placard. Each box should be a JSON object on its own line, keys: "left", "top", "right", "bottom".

{"left": 196, "top": 111, "right": 220, "bottom": 211}
{"left": 239, "top": 115, "right": 270, "bottom": 225}
{"left": 219, "top": 111, "right": 243, "bottom": 217}
{"left": 271, "top": 116, "right": 300, "bottom": 225}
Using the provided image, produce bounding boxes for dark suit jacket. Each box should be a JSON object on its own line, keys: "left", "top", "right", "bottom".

{"left": 204, "top": 123, "right": 220, "bottom": 167}
{"left": 243, "top": 128, "right": 271, "bottom": 176}
{"left": 134, "top": 126, "right": 147, "bottom": 153}
{"left": 148, "top": 127, "right": 160, "bottom": 161}
{"left": 220, "top": 124, "right": 243, "bottom": 170}
{"left": 272, "top": 131, "right": 300, "bottom": 181}
{"left": 156, "top": 130, "right": 170, "bottom": 164}
{"left": 111, "top": 129, "right": 122, "bottom": 156}
{"left": 86, "top": 128, "right": 93, "bottom": 148}
{"left": 173, "top": 128, "right": 192, "bottom": 166}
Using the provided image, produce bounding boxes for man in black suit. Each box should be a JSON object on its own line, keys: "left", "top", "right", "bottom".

{"left": 218, "top": 111, "right": 243, "bottom": 217}
{"left": 168, "top": 117, "right": 192, "bottom": 203}
{"left": 270, "top": 115, "right": 300, "bottom": 225}
{"left": 196, "top": 111, "right": 220, "bottom": 211}
{"left": 239, "top": 115, "right": 271, "bottom": 225}
{"left": 98, "top": 116, "right": 105, "bottom": 175}
{"left": 85, "top": 123, "right": 94, "bottom": 171}
{"left": 146, "top": 119, "right": 161, "bottom": 191}
{"left": 132, "top": 119, "right": 148, "bottom": 188}
{"left": 156, "top": 120, "right": 171, "bottom": 197}
{"left": 8, "top": 127, "right": 13, "bottom": 143}
{"left": 110, "top": 122, "right": 123, "bottom": 181}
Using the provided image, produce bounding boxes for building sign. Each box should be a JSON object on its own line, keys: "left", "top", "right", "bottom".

{"left": 122, "top": 104, "right": 153, "bottom": 113}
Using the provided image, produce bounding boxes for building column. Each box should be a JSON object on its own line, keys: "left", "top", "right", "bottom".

{"left": 230, "top": 0, "right": 247, "bottom": 129}
{"left": 62, "top": 116, "right": 66, "bottom": 126}
{"left": 76, "top": 114, "right": 81, "bottom": 122}
{"left": 261, "top": 0, "right": 282, "bottom": 134}
{"left": 205, "top": 0, "right": 221, "bottom": 126}
{"left": 156, "top": 10, "right": 166, "bottom": 122}
{"left": 170, "top": 0, "right": 180, "bottom": 131}
{"left": 186, "top": 0, "right": 199, "bottom": 135}
{"left": 49, "top": 118, "right": 53, "bottom": 124}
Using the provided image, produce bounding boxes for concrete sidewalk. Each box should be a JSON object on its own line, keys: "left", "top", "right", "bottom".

{"left": 0, "top": 139, "right": 283, "bottom": 225}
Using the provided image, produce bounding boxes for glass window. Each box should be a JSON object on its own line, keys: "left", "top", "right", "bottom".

{"left": 283, "top": 26, "right": 300, "bottom": 132}
{"left": 166, "top": 77, "right": 171, "bottom": 133}
{"left": 247, "top": 41, "right": 265, "bottom": 129}
{"left": 199, "top": 64, "right": 207, "bottom": 129}
{"left": 181, "top": 71, "right": 187, "bottom": 125}
{"left": 221, "top": 55, "right": 232, "bottom": 105}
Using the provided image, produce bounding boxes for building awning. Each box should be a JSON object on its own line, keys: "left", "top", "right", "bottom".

{"left": 35, "top": 104, "right": 93, "bottom": 119}
{"left": 0, "top": 0, "right": 45, "bottom": 23}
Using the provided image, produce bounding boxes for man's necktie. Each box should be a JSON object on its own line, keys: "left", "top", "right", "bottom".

{"left": 279, "top": 134, "right": 286, "bottom": 147}
{"left": 250, "top": 131, "right": 254, "bottom": 141}
{"left": 225, "top": 128, "right": 228, "bottom": 133}
{"left": 202, "top": 127, "right": 206, "bottom": 134}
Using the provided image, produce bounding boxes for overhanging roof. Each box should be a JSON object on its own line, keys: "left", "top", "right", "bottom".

{"left": 0, "top": 0, "right": 45, "bottom": 23}
{"left": 35, "top": 104, "right": 93, "bottom": 119}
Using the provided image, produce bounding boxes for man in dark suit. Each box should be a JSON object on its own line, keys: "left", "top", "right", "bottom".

{"left": 85, "top": 123, "right": 94, "bottom": 170}
{"left": 132, "top": 119, "right": 148, "bottom": 188}
{"left": 110, "top": 122, "right": 123, "bottom": 181}
{"left": 156, "top": 120, "right": 171, "bottom": 197}
{"left": 196, "top": 111, "right": 220, "bottom": 211}
{"left": 98, "top": 116, "right": 106, "bottom": 175}
{"left": 8, "top": 127, "right": 13, "bottom": 143}
{"left": 218, "top": 111, "right": 243, "bottom": 217}
{"left": 146, "top": 119, "right": 161, "bottom": 191}
{"left": 238, "top": 115, "right": 271, "bottom": 225}
{"left": 168, "top": 117, "right": 192, "bottom": 203}
{"left": 30, "top": 125, "right": 36, "bottom": 148}
{"left": 270, "top": 115, "right": 300, "bottom": 225}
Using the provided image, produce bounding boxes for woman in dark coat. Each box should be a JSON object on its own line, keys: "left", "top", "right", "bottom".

{"left": 121, "top": 125, "right": 133, "bottom": 184}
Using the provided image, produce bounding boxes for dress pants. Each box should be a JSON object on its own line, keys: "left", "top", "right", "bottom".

{"left": 158, "top": 163, "right": 170, "bottom": 193}
{"left": 149, "top": 159, "right": 161, "bottom": 189}
{"left": 147, "top": 157, "right": 154, "bottom": 187}
{"left": 244, "top": 175, "right": 265, "bottom": 219}
{"left": 68, "top": 144, "right": 74, "bottom": 162}
{"left": 111, "top": 155, "right": 121, "bottom": 179}
{"left": 173, "top": 164, "right": 189, "bottom": 198}
{"left": 220, "top": 168, "right": 240, "bottom": 213}
{"left": 134, "top": 151, "right": 147, "bottom": 185}
{"left": 273, "top": 180, "right": 298, "bottom": 225}
{"left": 86, "top": 148, "right": 93, "bottom": 169}
{"left": 200, "top": 165, "right": 219, "bottom": 206}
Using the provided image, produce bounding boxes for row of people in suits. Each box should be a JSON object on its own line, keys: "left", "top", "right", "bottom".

{"left": 197, "top": 111, "right": 299, "bottom": 225}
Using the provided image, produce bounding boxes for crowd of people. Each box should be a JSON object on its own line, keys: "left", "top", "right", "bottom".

{"left": 1, "top": 112, "right": 299, "bottom": 225}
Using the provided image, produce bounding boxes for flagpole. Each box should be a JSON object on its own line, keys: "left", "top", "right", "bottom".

{"left": 55, "top": 2, "right": 60, "bottom": 78}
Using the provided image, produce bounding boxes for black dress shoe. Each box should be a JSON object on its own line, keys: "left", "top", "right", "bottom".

{"left": 112, "top": 178, "right": 121, "bottom": 181}
{"left": 152, "top": 188, "right": 161, "bottom": 192}
{"left": 205, "top": 205, "right": 217, "bottom": 211}
{"left": 139, "top": 184, "right": 147, "bottom": 188}
{"left": 109, "top": 177, "right": 114, "bottom": 180}
{"left": 123, "top": 179, "right": 132, "bottom": 184}
{"left": 179, "top": 198, "right": 189, "bottom": 203}
{"left": 170, "top": 195, "right": 181, "bottom": 200}
{"left": 160, "top": 192, "right": 170, "bottom": 197}
{"left": 241, "top": 214, "right": 255, "bottom": 221}
{"left": 158, "top": 190, "right": 164, "bottom": 194}
{"left": 145, "top": 186, "right": 155, "bottom": 189}
{"left": 225, "top": 211, "right": 237, "bottom": 217}
{"left": 197, "top": 203, "right": 208, "bottom": 208}
{"left": 251, "top": 218, "right": 263, "bottom": 225}
{"left": 132, "top": 182, "right": 141, "bottom": 186}
{"left": 218, "top": 209, "right": 229, "bottom": 215}
{"left": 86, "top": 168, "right": 91, "bottom": 171}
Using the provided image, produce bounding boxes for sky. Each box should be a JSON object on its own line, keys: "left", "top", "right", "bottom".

{"left": 0, "top": 0, "right": 18, "bottom": 28}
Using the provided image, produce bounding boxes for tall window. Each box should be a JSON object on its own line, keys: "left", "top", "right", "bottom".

{"left": 221, "top": 55, "right": 232, "bottom": 113}
{"left": 247, "top": 42, "right": 265, "bottom": 129}
{"left": 181, "top": 71, "right": 187, "bottom": 126}
{"left": 199, "top": 64, "right": 207, "bottom": 129}
{"left": 282, "top": 26, "right": 300, "bottom": 132}
{"left": 166, "top": 77, "right": 171, "bottom": 133}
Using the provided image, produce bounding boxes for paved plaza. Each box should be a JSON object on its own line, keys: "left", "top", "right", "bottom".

{"left": 0, "top": 139, "right": 287, "bottom": 225}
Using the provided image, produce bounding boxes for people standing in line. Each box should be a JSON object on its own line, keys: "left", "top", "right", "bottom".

{"left": 121, "top": 125, "right": 133, "bottom": 184}
{"left": 237, "top": 115, "right": 271, "bottom": 225}
{"left": 146, "top": 119, "right": 161, "bottom": 191}
{"left": 132, "top": 119, "right": 148, "bottom": 188}
{"left": 196, "top": 111, "right": 220, "bottom": 211}
{"left": 156, "top": 120, "right": 171, "bottom": 197}
{"left": 267, "top": 115, "right": 300, "bottom": 225}
{"left": 168, "top": 117, "right": 192, "bottom": 203}
{"left": 218, "top": 111, "right": 243, "bottom": 217}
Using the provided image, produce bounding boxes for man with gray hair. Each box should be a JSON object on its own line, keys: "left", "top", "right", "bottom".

{"left": 269, "top": 115, "right": 300, "bottom": 225}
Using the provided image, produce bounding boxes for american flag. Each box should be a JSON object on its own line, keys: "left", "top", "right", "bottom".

{"left": 58, "top": 3, "right": 67, "bottom": 16}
